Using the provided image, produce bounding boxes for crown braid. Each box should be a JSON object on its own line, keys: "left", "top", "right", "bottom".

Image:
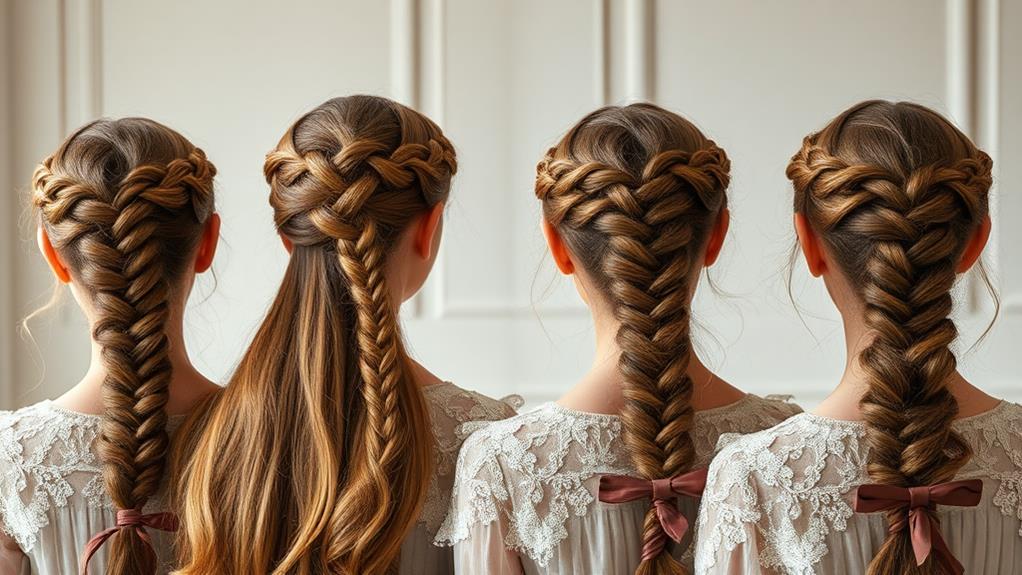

{"left": 787, "top": 100, "right": 992, "bottom": 575}
{"left": 537, "top": 104, "right": 729, "bottom": 575}
{"left": 32, "top": 120, "right": 215, "bottom": 575}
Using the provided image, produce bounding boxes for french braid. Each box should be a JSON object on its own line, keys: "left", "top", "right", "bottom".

{"left": 32, "top": 119, "right": 215, "bottom": 575}
{"left": 787, "top": 100, "right": 992, "bottom": 575}
{"left": 176, "top": 95, "right": 456, "bottom": 575}
{"left": 536, "top": 103, "right": 729, "bottom": 575}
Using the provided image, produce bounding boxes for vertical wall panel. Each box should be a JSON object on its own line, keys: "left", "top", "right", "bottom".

{"left": 3, "top": 0, "right": 1019, "bottom": 408}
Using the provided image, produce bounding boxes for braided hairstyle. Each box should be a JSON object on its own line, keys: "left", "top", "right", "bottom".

{"left": 174, "top": 95, "right": 456, "bottom": 574}
{"left": 786, "top": 100, "right": 992, "bottom": 575}
{"left": 31, "top": 118, "right": 215, "bottom": 574}
{"left": 536, "top": 103, "right": 729, "bottom": 575}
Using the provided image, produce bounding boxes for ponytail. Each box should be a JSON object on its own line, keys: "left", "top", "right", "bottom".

{"left": 174, "top": 95, "right": 456, "bottom": 574}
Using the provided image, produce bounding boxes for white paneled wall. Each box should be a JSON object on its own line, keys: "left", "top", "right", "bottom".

{"left": 1, "top": 0, "right": 1019, "bottom": 411}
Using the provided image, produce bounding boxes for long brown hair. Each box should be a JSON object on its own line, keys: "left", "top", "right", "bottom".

{"left": 31, "top": 118, "right": 216, "bottom": 574}
{"left": 535, "top": 103, "right": 730, "bottom": 575}
{"left": 173, "top": 95, "right": 456, "bottom": 574}
{"left": 787, "top": 100, "right": 992, "bottom": 575}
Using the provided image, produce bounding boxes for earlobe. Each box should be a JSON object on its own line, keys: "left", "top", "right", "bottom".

{"left": 37, "top": 226, "right": 72, "bottom": 283}
{"left": 703, "top": 208, "right": 730, "bottom": 267}
{"left": 794, "top": 213, "right": 827, "bottom": 277}
{"left": 415, "top": 203, "right": 445, "bottom": 260}
{"left": 541, "top": 218, "right": 575, "bottom": 275}
{"left": 957, "top": 215, "right": 992, "bottom": 273}
{"left": 280, "top": 233, "right": 293, "bottom": 254}
{"left": 194, "top": 213, "right": 221, "bottom": 273}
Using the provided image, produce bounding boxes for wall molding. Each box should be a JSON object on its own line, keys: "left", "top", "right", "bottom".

{"left": 59, "top": 0, "right": 102, "bottom": 133}
{"left": 623, "top": 0, "right": 653, "bottom": 102}
{"left": 594, "top": 0, "right": 609, "bottom": 106}
{"left": 0, "top": 0, "right": 14, "bottom": 409}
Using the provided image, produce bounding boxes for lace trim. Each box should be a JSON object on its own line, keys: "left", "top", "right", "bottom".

{"left": 437, "top": 394, "right": 802, "bottom": 566}
{"left": 696, "top": 401, "right": 1022, "bottom": 573}
{"left": 418, "top": 383, "right": 519, "bottom": 535}
{"left": 0, "top": 385, "right": 518, "bottom": 551}
{"left": 0, "top": 402, "right": 109, "bottom": 551}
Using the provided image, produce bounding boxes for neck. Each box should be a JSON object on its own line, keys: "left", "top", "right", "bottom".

{"left": 558, "top": 306, "right": 740, "bottom": 415}
{"left": 55, "top": 308, "right": 215, "bottom": 416}
{"left": 813, "top": 308, "right": 999, "bottom": 420}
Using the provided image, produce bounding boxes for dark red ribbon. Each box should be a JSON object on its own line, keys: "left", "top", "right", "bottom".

{"left": 79, "top": 508, "right": 180, "bottom": 575}
{"left": 853, "top": 479, "right": 982, "bottom": 575}
{"left": 599, "top": 468, "right": 708, "bottom": 561}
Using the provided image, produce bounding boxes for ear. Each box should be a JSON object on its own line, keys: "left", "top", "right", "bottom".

{"left": 541, "top": 217, "right": 575, "bottom": 275}
{"left": 37, "top": 226, "right": 71, "bottom": 283}
{"left": 794, "top": 212, "right": 827, "bottom": 277}
{"left": 414, "top": 202, "right": 445, "bottom": 260}
{"left": 703, "top": 207, "right": 730, "bottom": 267}
{"left": 957, "top": 214, "right": 992, "bottom": 273}
{"left": 193, "top": 213, "right": 221, "bottom": 273}
{"left": 279, "top": 232, "right": 293, "bottom": 254}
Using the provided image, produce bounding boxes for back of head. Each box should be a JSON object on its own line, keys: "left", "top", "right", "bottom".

{"left": 174, "top": 95, "right": 456, "bottom": 574}
{"left": 786, "top": 100, "right": 992, "bottom": 575}
{"left": 536, "top": 103, "right": 730, "bottom": 575}
{"left": 32, "top": 118, "right": 216, "bottom": 574}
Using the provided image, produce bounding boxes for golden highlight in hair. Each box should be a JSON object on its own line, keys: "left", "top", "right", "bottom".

{"left": 535, "top": 103, "right": 730, "bottom": 575}
{"left": 31, "top": 118, "right": 216, "bottom": 575}
{"left": 786, "top": 100, "right": 992, "bottom": 575}
{"left": 172, "top": 95, "right": 456, "bottom": 574}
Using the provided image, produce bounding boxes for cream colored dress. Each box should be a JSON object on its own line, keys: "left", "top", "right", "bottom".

{"left": 0, "top": 383, "right": 518, "bottom": 575}
{"left": 437, "top": 394, "right": 802, "bottom": 574}
{"left": 694, "top": 401, "right": 1022, "bottom": 575}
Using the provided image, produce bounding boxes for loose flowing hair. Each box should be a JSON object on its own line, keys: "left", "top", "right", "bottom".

{"left": 172, "top": 95, "right": 456, "bottom": 574}
{"left": 535, "top": 103, "right": 730, "bottom": 575}
{"left": 786, "top": 100, "right": 993, "bottom": 575}
{"left": 32, "top": 118, "right": 216, "bottom": 575}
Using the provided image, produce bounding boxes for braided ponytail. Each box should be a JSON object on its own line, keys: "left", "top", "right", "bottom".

{"left": 175, "top": 95, "right": 456, "bottom": 574}
{"left": 536, "top": 104, "right": 729, "bottom": 575}
{"left": 31, "top": 119, "right": 215, "bottom": 574}
{"left": 787, "top": 100, "right": 992, "bottom": 575}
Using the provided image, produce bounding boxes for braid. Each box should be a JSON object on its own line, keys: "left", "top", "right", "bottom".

{"left": 537, "top": 104, "right": 729, "bottom": 575}
{"left": 221, "top": 95, "right": 458, "bottom": 574}
{"left": 787, "top": 101, "right": 992, "bottom": 575}
{"left": 32, "top": 125, "right": 214, "bottom": 575}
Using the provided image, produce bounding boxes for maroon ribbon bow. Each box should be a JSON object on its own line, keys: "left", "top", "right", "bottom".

{"left": 79, "top": 508, "right": 180, "bottom": 575}
{"left": 853, "top": 479, "right": 982, "bottom": 575}
{"left": 599, "top": 468, "right": 708, "bottom": 561}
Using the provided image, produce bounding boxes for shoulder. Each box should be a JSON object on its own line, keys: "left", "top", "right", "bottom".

{"left": 0, "top": 402, "right": 104, "bottom": 552}
{"left": 957, "top": 401, "right": 1022, "bottom": 528}
{"left": 696, "top": 413, "right": 867, "bottom": 573}
{"left": 0, "top": 401, "right": 100, "bottom": 460}
{"left": 436, "top": 404, "right": 629, "bottom": 561}
{"left": 690, "top": 394, "right": 803, "bottom": 464}
{"left": 425, "top": 382, "right": 519, "bottom": 430}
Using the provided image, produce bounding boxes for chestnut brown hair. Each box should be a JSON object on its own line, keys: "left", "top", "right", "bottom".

{"left": 32, "top": 118, "right": 216, "bottom": 574}
{"left": 787, "top": 100, "right": 992, "bottom": 575}
{"left": 535, "top": 103, "right": 730, "bottom": 575}
{"left": 173, "top": 95, "right": 456, "bottom": 574}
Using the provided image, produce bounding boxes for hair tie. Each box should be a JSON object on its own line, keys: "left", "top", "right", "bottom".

{"left": 79, "top": 508, "right": 180, "bottom": 575}
{"left": 854, "top": 479, "right": 982, "bottom": 575}
{"left": 599, "top": 468, "right": 708, "bottom": 561}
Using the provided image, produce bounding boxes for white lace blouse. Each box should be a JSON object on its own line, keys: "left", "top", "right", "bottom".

{"left": 437, "top": 394, "right": 802, "bottom": 574}
{"left": 0, "top": 383, "right": 518, "bottom": 575}
{"left": 694, "top": 401, "right": 1022, "bottom": 575}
